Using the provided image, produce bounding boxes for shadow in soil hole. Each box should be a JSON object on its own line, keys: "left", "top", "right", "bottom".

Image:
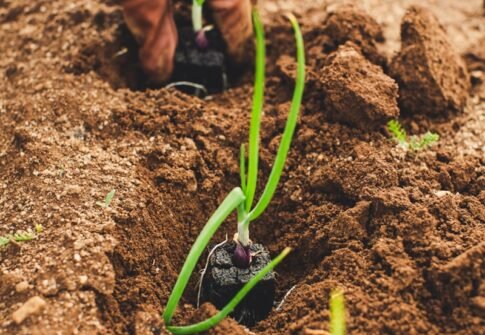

{"left": 87, "top": 21, "right": 250, "bottom": 96}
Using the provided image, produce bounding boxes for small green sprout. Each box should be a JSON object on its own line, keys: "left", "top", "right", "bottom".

{"left": 11, "top": 231, "right": 36, "bottom": 242}
{"left": 387, "top": 120, "right": 439, "bottom": 151}
{"left": 96, "top": 189, "right": 116, "bottom": 208}
{"left": 0, "top": 226, "right": 44, "bottom": 248}
{"left": 387, "top": 119, "right": 406, "bottom": 146}
{"left": 409, "top": 131, "right": 440, "bottom": 151}
{"left": 162, "top": 9, "right": 305, "bottom": 334}
{"left": 330, "top": 289, "right": 346, "bottom": 335}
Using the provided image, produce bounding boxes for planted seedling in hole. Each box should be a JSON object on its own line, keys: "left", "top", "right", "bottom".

{"left": 170, "top": 0, "right": 226, "bottom": 95}
{"left": 199, "top": 10, "right": 305, "bottom": 326}
{"left": 387, "top": 119, "right": 439, "bottom": 151}
{"left": 161, "top": 9, "right": 305, "bottom": 334}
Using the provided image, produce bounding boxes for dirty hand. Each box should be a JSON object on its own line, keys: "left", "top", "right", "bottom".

{"left": 122, "top": 0, "right": 254, "bottom": 83}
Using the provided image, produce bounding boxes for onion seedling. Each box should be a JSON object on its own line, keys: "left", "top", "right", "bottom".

{"left": 162, "top": 9, "right": 305, "bottom": 333}
{"left": 161, "top": 187, "right": 290, "bottom": 333}
{"left": 199, "top": 9, "right": 305, "bottom": 326}
{"left": 233, "top": 11, "right": 305, "bottom": 268}
{"left": 171, "top": 0, "right": 225, "bottom": 94}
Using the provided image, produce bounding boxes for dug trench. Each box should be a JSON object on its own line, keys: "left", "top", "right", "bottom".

{"left": 0, "top": 1, "right": 484, "bottom": 335}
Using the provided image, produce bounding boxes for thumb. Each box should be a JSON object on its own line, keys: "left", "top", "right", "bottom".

{"left": 208, "top": 0, "right": 254, "bottom": 64}
{"left": 122, "top": 0, "right": 177, "bottom": 83}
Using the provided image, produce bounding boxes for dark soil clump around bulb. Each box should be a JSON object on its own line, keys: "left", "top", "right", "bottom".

{"left": 201, "top": 241, "right": 276, "bottom": 327}
{"left": 170, "top": 27, "right": 227, "bottom": 96}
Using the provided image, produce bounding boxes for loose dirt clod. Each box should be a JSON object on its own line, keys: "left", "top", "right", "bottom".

{"left": 390, "top": 6, "right": 470, "bottom": 117}
{"left": 12, "top": 296, "right": 46, "bottom": 324}
{"left": 318, "top": 4, "right": 386, "bottom": 67}
{"left": 318, "top": 42, "right": 399, "bottom": 129}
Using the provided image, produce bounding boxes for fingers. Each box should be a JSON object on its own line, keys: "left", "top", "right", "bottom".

{"left": 122, "top": 0, "right": 177, "bottom": 83}
{"left": 208, "top": 0, "right": 254, "bottom": 64}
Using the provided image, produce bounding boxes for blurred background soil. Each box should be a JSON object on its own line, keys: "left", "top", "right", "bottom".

{"left": 0, "top": 0, "right": 483, "bottom": 334}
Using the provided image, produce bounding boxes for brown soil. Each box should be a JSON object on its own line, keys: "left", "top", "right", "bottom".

{"left": 0, "top": 1, "right": 484, "bottom": 335}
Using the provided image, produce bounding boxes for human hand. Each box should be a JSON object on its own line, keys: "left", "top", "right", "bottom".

{"left": 122, "top": 0, "right": 254, "bottom": 83}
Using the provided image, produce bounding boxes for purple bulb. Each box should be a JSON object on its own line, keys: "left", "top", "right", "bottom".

{"left": 195, "top": 30, "right": 209, "bottom": 50}
{"left": 232, "top": 243, "right": 252, "bottom": 268}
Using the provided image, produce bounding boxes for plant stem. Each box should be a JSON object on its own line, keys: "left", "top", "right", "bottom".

{"left": 192, "top": 0, "right": 204, "bottom": 32}
{"left": 163, "top": 187, "right": 245, "bottom": 325}
{"left": 237, "top": 216, "right": 250, "bottom": 246}
{"left": 245, "top": 9, "right": 265, "bottom": 212}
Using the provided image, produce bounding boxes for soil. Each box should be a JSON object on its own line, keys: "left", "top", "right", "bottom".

{"left": 0, "top": 0, "right": 484, "bottom": 335}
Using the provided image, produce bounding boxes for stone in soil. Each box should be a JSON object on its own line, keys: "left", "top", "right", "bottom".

{"left": 318, "top": 42, "right": 399, "bottom": 129}
{"left": 389, "top": 6, "right": 470, "bottom": 117}
{"left": 201, "top": 241, "right": 275, "bottom": 327}
{"left": 12, "top": 296, "right": 46, "bottom": 324}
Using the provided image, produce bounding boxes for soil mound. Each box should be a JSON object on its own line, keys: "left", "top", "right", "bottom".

{"left": 390, "top": 6, "right": 471, "bottom": 117}
{"left": 319, "top": 42, "right": 399, "bottom": 129}
{"left": 306, "top": 4, "right": 386, "bottom": 69}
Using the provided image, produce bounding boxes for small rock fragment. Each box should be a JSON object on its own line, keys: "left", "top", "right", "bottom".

{"left": 15, "top": 281, "right": 29, "bottom": 293}
{"left": 74, "top": 253, "right": 81, "bottom": 262}
{"left": 390, "top": 6, "right": 470, "bottom": 116}
{"left": 319, "top": 42, "right": 399, "bottom": 129}
{"left": 39, "top": 278, "right": 58, "bottom": 296}
{"left": 12, "top": 296, "right": 46, "bottom": 324}
{"left": 79, "top": 275, "right": 88, "bottom": 285}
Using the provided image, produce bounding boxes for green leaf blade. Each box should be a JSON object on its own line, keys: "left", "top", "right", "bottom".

{"left": 105, "top": 189, "right": 116, "bottom": 207}
{"left": 245, "top": 8, "right": 266, "bottom": 212}
{"left": 239, "top": 144, "right": 247, "bottom": 194}
{"left": 330, "top": 289, "right": 346, "bottom": 335}
{"left": 249, "top": 13, "right": 305, "bottom": 222}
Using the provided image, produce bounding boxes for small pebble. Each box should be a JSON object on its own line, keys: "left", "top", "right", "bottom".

{"left": 79, "top": 275, "right": 88, "bottom": 285}
{"left": 12, "top": 296, "right": 46, "bottom": 324}
{"left": 15, "top": 281, "right": 29, "bottom": 293}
